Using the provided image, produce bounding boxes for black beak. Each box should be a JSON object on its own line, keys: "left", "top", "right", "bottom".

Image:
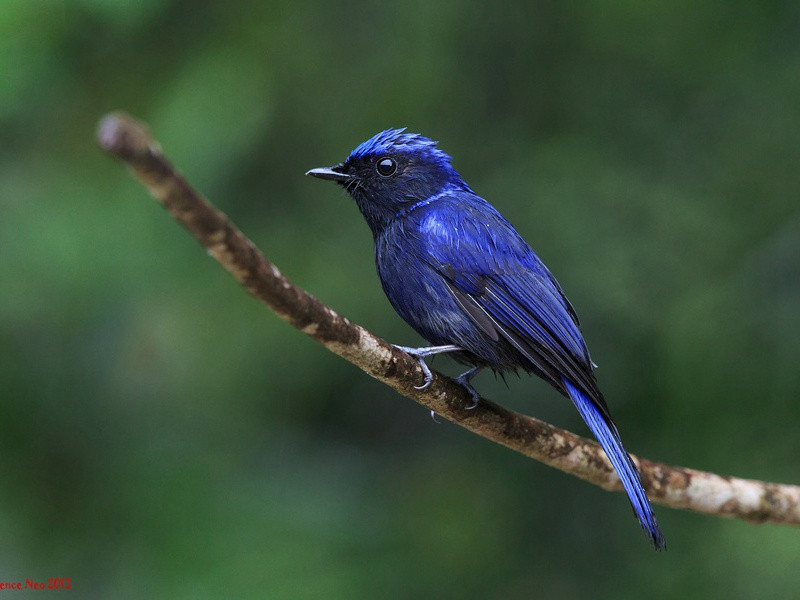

{"left": 305, "top": 165, "right": 351, "bottom": 183}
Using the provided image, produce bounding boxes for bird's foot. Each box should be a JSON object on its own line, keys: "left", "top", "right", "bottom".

{"left": 394, "top": 344, "right": 462, "bottom": 389}
{"left": 454, "top": 366, "right": 482, "bottom": 409}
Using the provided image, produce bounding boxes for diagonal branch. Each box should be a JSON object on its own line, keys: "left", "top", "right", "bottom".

{"left": 97, "top": 111, "right": 800, "bottom": 528}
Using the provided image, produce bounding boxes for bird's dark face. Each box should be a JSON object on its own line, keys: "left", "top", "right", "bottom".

{"left": 307, "top": 128, "right": 465, "bottom": 237}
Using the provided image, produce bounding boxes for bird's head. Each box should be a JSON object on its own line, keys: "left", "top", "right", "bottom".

{"left": 306, "top": 128, "right": 466, "bottom": 235}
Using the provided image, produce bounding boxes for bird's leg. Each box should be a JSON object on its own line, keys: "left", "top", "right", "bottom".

{"left": 454, "top": 366, "right": 482, "bottom": 409}
{"left": 394, "top": 344, "right": 463, "bottom": 390}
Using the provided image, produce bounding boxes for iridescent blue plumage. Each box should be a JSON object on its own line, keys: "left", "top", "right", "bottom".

{"left": 307, "top": 129, "right": 665, "bottom": 550}
{"left": 348, "top": 128, "right": 442, "bottom": 162}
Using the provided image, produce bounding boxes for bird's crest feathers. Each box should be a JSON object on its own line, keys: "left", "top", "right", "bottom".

{"left": 347, "top": 128, "right": 452, "bottom": 164}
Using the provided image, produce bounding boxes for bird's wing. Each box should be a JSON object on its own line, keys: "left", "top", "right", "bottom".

{"left": 420, "top": 197, "right": 608, "bottom": 415}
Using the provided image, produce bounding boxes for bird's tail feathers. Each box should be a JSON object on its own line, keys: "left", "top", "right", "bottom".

{"left": 563, "top": 378, "right": 666, "bottom": 550}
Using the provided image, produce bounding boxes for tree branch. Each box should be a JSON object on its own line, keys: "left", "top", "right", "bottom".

{"left": 97, "top": 111, "right": 800, "bottom": 528}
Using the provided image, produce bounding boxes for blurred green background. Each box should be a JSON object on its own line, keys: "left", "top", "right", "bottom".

{"left": 2, "top": 1, "right": 799, "bottom": 597}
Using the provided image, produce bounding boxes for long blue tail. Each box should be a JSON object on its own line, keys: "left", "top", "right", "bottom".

{"left": 563, "top": 378, "right": 666, "bottom": 550}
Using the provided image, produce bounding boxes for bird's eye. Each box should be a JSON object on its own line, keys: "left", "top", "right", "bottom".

{"left": 376, "top": 156, "right": 397, "bottom": 177}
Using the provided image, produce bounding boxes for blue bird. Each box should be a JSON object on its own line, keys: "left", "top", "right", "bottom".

{"left": 307, "top": 129, "right": 665, "bottom": 550}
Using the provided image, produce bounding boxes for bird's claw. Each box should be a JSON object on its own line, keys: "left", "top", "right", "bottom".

{"left": 455, "top": 366, "right": 482, "bottom": 409}
{"left": 394, "top": 344, "right": 469, "bottom": 410}
{"left": 457, "top": 379, "right": 481, "bottom": 409}
{"left": 394, "top": 345, "right": 436, "bottom": 390}
{"left": 413, "top": 359, "right": 434, "bottom": 389}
